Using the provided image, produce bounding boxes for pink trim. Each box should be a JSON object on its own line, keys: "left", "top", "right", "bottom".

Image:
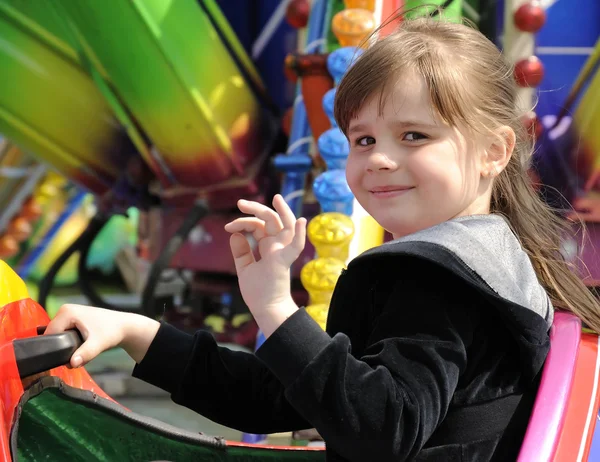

{"left": 226, "top": 441, "right": 324, "bottom": 451}
{"left": 518, "top": 312, "right": 581, "bottom": 461}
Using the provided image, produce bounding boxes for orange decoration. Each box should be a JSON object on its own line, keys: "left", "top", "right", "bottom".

{"left": 7, "top": 218, "right": 32, "bottom": 242}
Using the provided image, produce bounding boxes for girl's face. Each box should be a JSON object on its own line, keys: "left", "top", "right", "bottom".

{"left": 345, "top": 73, "right": 494, "bottom": 239}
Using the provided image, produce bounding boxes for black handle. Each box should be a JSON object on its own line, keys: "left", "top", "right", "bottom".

{"left": 14, "top": 327, "right": 84, "bottom": 378}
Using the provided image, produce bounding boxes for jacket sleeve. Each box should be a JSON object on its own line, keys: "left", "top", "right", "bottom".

{"left": 131, "top": 322, "right": 311, "bottom": 434}
{"left": 255, "top": 264, "right": 477, "bottom": 461}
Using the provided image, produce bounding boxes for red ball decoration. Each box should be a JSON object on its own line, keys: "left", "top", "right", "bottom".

{"left": 514, "top": 56, "right": 545, "bottom": 87}
{"left": 521, "top": 111, "right": 544, "bottom": 139}
{"left": 514, "top": 2, "right": 546, "bottom": 33}
{"left": 286, "top": 0, "right": 310, "bottom": 29}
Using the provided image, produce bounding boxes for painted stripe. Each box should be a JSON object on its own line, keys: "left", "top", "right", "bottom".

{"left": 286, "top": 136, "right": 313, "bottom": 154}
{"left": 0, "top": 166, "right": 34, "bottom": 178}
{"left": 378, "top": 0, "right": 402, "bottom": 37}
{"left": 503, "top": 0, "right": 535, "bottom": 113}
{"left": 518, "top": 313, "right": 581, "bottom": 461}
{"left": 282, "top": 189, "right": 305, "bottom": 204}
{"left": 17, "top": 190, "right": 88, "bottom": 279}
{"left": 553, "top": 333, "right": 599, "bottom": 459}
{"left": 305, "top": 37, "right": 327, "bottom": 53}
{"left": 252, "top": 0, "right": 292, "bottom": 59}
{"left": 0, "top": 164, "right": 46, "bottom": 233}
{"left": 462, "top": 2, "right": 480, "bottom": 22}
{"left": 577, "top": 336, "right": 600, "bottom": 461}
{"left": 374, "top": 0, "right": 383, "bottom": 27}
{"left": 536, "top": 47, "right": 595, "bottom": 55}
{"left": 540, "top": 0, "right": 560, "bottom": 9}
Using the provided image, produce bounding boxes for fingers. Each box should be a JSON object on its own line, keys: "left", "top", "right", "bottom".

{"left": 272, "top": 194, "right": 296, "bottom": 231}
{"left": 45, "top": 304, "right": 93, "bottom": 368}
{"left": 45, "top": 305, "right": 78, "bottom": 335}
{"left": 237, "top": 199, "right": 283, "bottom": 235}
{"left": 229, "top": 195, "right": 295, "bottom": 236}
{"left": 224, "top": 217, "right": 267, "bottom": 241}
{"left": 229, "top": 233, "right": 256, "bottom": 272}
{"left": 228, "top": 196, "right": 306, "bottom": 265}
{"left": 283, "top": 217, "right": 307, "bottom": 262}
{"left": 294, "top": 217, "right": 307, "bottom": 250}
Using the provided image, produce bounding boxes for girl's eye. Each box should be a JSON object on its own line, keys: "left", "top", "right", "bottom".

{"left": 355, "top": 136, "right": 375, "bottom": 147}
{"left": 403, "top": 132, "right": 427, "bottom": 142}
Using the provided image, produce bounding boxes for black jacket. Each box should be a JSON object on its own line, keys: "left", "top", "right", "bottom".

{"left": 133, "top": 216, "right": 551, "bottom": 461}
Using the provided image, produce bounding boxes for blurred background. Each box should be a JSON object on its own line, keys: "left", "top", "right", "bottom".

{"left": 0, "top": 0, "right": 599, "bottom": 446}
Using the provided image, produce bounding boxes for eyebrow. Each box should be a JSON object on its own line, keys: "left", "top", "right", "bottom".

{"left": 348, "top": 120, "right": 439, "bottom": 135}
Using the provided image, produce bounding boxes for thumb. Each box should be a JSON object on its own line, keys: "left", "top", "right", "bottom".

{"left": 70, "top": 338, "right": 101, "bottom": 368}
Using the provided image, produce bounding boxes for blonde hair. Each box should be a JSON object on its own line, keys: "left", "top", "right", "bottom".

{"left": 334, "top": 16, "right": 600, "bottom": 333}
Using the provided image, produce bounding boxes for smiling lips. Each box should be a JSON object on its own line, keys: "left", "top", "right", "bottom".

{"left": 369, "top": 185, "right": 415, "bottom": 198}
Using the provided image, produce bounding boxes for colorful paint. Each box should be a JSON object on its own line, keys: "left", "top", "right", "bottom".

{"left": 0, "top": 4, "right": 129, "bottom": 194}
{"left": 53, "top": 0, "right": 273, "bottom": 188}
{"left": 0, "top": 0, "right": 277, "bottom": 193}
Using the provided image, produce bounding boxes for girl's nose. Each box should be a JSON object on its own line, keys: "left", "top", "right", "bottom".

{"left": 366, "top": 152, "right": 398, "bottom": 172}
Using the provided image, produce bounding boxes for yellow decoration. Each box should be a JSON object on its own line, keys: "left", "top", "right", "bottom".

{"left": 0, "top": 260, "right": 30, "bottom": 307}
{"left": 33, "top": 171, "right": 69, "bottom": 206}
{"left": 300, "top": 257, "right": 346, "bottom": 304}
{"left": 332, "top": 9, "right": 377, "bottom": 48}
{"left": 203, "top": 314, "right": 227, "bottom": 334}
{"left": 573, "top": 43, "right": 600, "bottom": 183}
{"left": 355, "top": 213, "right": 385, "bottom": 256}
{"left": 344, "top": 0, "right": 376, "bottom": 12}
{"left": 306, "top": 304, "right": 329, "bottom": 330}
{"left": 307, "top": 212, "right": 355, "bottom": 260}
{"left": 232, "top": 313, "right": 252, "bottom": 328}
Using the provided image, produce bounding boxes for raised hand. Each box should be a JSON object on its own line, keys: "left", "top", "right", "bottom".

{"left": 224, "top": 194, "right": 306, "bottom": 336}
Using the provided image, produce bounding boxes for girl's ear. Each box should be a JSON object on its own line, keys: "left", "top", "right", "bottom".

{"left": 481, "top": 126, "right": 515, "bottom": 177}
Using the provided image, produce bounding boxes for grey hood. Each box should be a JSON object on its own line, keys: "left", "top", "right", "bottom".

{"left": 370, "top": 214, "right": 554, "bottom": 328}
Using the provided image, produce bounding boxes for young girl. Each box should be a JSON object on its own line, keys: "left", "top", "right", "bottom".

{"left": 45, "top": 17, "right": 600, "bottom": 462}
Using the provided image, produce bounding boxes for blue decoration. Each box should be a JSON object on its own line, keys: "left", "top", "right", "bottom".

{"left": 327, "top": 47, "right": 363, "bottom": 84}
{"left": 318, "top": 128, "right": 349, "bottom": 170}
{"left": 313, "top": 169, "right": 354, "bottom": 215}
{"left": 322, "top": 87, "right": 337, "bottom": 127}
